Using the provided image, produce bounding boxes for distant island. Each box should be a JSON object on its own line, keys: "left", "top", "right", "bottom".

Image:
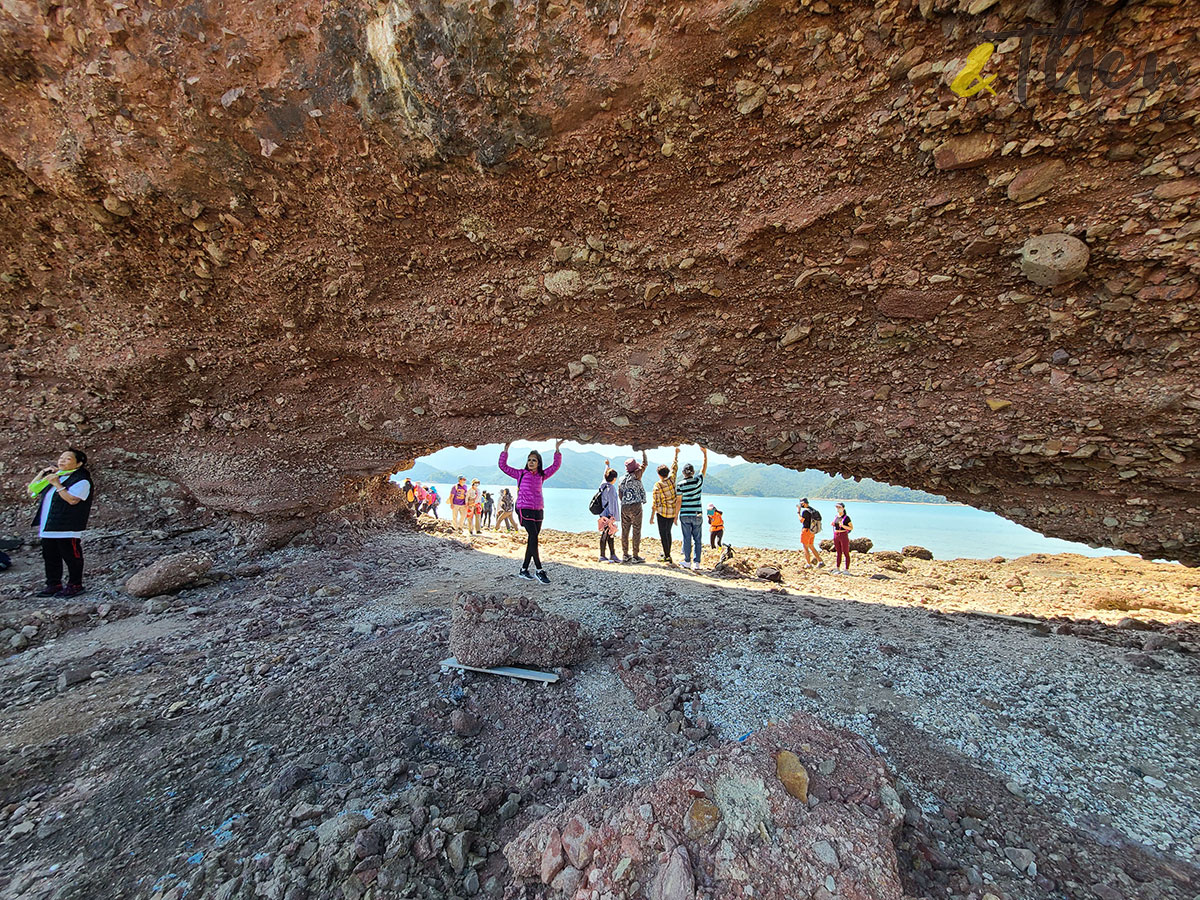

{"left": 398, "top": 448, "right": 948, "bottom": 505}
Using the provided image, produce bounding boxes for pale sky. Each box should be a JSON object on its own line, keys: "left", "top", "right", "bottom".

{"left": 421, "top": 442, "right": 745, "bottom": 468}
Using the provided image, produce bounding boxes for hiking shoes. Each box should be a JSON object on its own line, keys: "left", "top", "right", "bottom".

{"left": 535, "top": 569, "right": 551, "bottom": 584}
{"left": 35, "top": 583, "right": 62, "bottom": 597}
{"left": 517, "top": 568, "right": 534, "bottom": 580}
{"left": 56, "top": 584, "right": 84, "bottom": 598}
{"left": 632, "top": 556, "right": 645, "bottom": 564}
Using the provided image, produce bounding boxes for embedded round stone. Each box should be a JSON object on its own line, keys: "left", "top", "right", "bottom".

{"left": 1019, "top": 233, "right": 1090, "bottom": 286}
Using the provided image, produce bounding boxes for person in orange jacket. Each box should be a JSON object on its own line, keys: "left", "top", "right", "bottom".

{"left": 707, "top": 504, "right": 725, "bottom": 548}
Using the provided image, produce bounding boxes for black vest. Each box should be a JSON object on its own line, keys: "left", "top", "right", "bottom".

{"left": 32, "top": 467, "right": 94, "bottom": 533}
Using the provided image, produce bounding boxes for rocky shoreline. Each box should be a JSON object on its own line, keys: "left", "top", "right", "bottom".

{"left": 0, "top": 520, "right": 1196, "bottom": 900}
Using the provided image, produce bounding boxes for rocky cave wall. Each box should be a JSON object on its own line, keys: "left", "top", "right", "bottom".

{"left": 0, "top": 0, "right": 1197, "bottom": 561}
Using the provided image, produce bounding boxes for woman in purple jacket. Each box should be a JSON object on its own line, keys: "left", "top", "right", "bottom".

{"left": 499, "top": 439, "right": 563, "bottom": 583}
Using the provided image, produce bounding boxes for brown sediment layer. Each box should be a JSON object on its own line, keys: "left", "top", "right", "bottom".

{"left": 0, "top": 0, "right": 1197, "bottom": 562}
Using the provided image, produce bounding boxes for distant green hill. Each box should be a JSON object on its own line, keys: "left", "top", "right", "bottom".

{"left": 397, "top": 449, "right": 946, "bottom": 504}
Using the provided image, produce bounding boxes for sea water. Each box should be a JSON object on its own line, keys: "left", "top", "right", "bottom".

{"left": 411, "top": 484, "right": 1130, "bottom": 561}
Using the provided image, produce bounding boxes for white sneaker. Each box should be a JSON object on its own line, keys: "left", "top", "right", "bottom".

{"left": 692, "top": 561, "right": 700, "bottom": 571}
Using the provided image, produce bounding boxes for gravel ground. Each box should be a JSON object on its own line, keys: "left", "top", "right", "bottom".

{"left": 405, "top": 526, "right": 1200, "bottom": 864}
{"left": 2, "top": 520, "right": 1197, "bottom": 900}
{"left": 695, "top": 618, "right": 1200, "bottom": 861}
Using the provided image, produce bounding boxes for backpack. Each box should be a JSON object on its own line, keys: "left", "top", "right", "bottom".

{"left": 618, "top": 473, "right": 645, "bottom": 505}
{"left": 809, "top": 508, "right": 822, "bottom": 534}
{"left": 588, "top": 488, "right": 604, "bottom": 516}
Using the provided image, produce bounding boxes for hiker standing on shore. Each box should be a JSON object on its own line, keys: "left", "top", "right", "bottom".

{"left": 676, "top": 447, "right": 708, "bottom": 571}
{"left": 618, "top": 449, "right": 649, "bottom": 563}
{"left": 495, "top": 488, "right": 517, "bottom": 531}
{"left": 28, "top": 448, "right": 94, "bottom": 598}
{"left": 707, "top": 505, "right": 725, "bottom": 548}
{"left": 832, "top": 502, "right": 853, "bottom": 574}
{"left": 597, "top": 461, "right": 620, "bottom": 562}
{"left": 482, "top": 491, "right": 494, "bottom": 529}
{"left": 426, "top": 485, "right": 440, "bottom": 519}
{"left": 648, "top": 447, "right": 680, "bottom": 566}
{"left": 449, "top": 476, "right": 469, "bottom": 531}
{"left": 499, "top": 440, "right": 563, "bottom": 584}
{"left": 466, "top": 480, "right": 483, "bottom": 535}
{"left": 798, "top": 498, "right": 824, "bottom": 568}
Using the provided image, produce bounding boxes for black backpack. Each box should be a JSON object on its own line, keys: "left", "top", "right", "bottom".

{"left": 588, "top": 489, "right": 604, "bottom": 516}
{"left": 809, "top": 508, "right": 823, "bottom": 534}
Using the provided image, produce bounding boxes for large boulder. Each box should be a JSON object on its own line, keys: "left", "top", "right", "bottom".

{"left": 124, "top": 551, "right": 214, "bottom": 598}
{"left": 449, "top": 593, "right": 589, "bottom": 669}
{"left": 902, "top": 545, "right": 934, "bottom": 560}
{"left": 819, "top": 537, "right": 874, "bottom": 554}
{"left": 755, "top": 564, "right": 783, "bottom": 582}
{"left": 505, "top": 713, "right": 906, "bottom": 900}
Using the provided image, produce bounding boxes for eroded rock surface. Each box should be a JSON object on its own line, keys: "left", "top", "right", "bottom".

{"left": 505, "top": 713, "right": 906, "bottom": 900}
{"left": 449, "top": 592, "right": 589, "bottom": 669}
{"left": 0, "top": 1, "right": 1197, "bottom": 562}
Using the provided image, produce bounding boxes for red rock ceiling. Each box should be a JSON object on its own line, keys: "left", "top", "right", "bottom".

{"left": 0, "top": 0, "right": 1197, "bottom": 562}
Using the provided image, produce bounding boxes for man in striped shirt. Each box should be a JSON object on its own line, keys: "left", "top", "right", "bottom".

{"left": 648, "top": 448, "right": 680, "bottom": 565}
{"left": 676, "top": 447, "right": 708, "bottom": 570}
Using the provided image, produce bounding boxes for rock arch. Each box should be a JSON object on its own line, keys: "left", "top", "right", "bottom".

{"left": 0, "top": 0, "right": 1195, "bottom": 562}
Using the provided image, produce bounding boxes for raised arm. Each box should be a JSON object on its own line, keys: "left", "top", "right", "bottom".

{"left": 543, "top": 447, "right": 563, "bottom": 480}
{"left": 497, "top": 448, "right": 522, "bottom": 480}
{"left": 700, "top": 446, "right": 708, "bottom": 477}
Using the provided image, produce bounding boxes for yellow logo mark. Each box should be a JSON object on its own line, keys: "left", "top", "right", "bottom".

{"left": 951, "top": 43, "right": 998, "bottom": 97}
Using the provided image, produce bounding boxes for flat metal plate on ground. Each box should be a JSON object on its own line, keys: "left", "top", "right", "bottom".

{"left": 960, "top": 610, "right": 1051, "bottom": 633}
{"left": 440, "top": 657, "right": 559, "bottom": 683}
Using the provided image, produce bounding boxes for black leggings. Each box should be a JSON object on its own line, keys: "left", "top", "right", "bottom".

{"left": 657, "top": 516, "right": 675, "bottom": 560}
{"left": 518, "top": 508, "right": 544, "bottom": 570}
{"left": 600, "top": 532, "right": 615, "bottom": 558}
{"left": 710, "top": 529, "right": 724, "bottom": 548}
{"left": 42, "top": 537, "right": 84, "bottom": 586}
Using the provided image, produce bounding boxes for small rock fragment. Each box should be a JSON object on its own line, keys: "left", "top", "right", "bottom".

{"left": 776, "top": 751, "right": 809, "bottom": 802}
